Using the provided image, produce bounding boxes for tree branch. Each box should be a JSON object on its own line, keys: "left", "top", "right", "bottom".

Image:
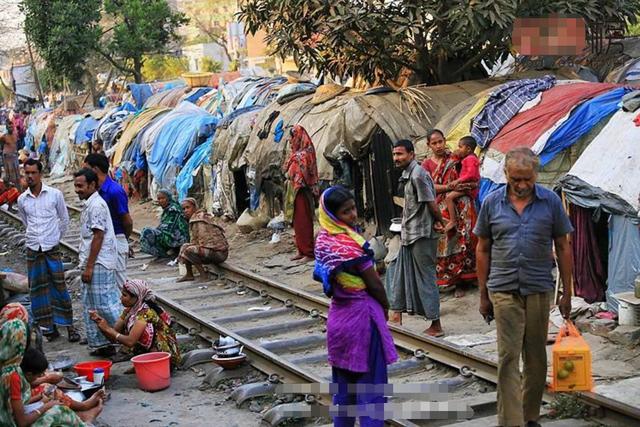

{"left": 93, "top": 45, "right": 135, "bottom": 76}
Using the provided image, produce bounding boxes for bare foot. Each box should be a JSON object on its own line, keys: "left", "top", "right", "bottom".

{"left": 389, "top": 311, "right": 402, "bottom": 325}
{"left": 301, "top": 256, "right": 315, "bottom": 263}
{"left": 444, "top": 221, "right": 457, "bottom": 233}
{"left": 84, "top": 389, "right": 105, "bottom": 409}
{"left": 176, "top": 275, "right": 195, "bottom": 283}
{"left": 424, "top": 324, "right": 444, "bottom": 337}
{"left": 290, "top": 254, "right": 304, "bottom": 261}
{"left": 454, "top": 286, "right": 465, "bottom": 298}
{"left": 78, "top": 397, "right": 103, "bottom": 423}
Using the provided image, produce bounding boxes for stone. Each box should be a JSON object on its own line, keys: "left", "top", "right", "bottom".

{"left": 608, "top": 325, "right": 640, "bottom": 346}
{"left": 249, "top": 401, "right": 263, "bottom": 413}
{"left": 588, "top": 318, "right": 617, "bottom": 337}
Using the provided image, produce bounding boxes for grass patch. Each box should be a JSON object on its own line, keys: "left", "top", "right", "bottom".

{"left": 548, "top": 394, "right": 589, "bottom": 419}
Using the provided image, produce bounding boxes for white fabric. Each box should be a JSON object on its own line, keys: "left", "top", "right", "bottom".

{"left": 17, "top": 184, "right": 69, "bottom": 251}
{"left": 79, "top": 192, "right": 117, "bottom": 269}
{"left": 565, "top": 110, "right": 640, "bottom": 211}
{"left": 114, "top": 234, "right": 129, "bottom": 289}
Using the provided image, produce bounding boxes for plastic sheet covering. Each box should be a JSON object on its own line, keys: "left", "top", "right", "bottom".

{"left": 537, "top": 87, "right": 629, "bottom": 166}
{"left": 111, "top": 107, "right": 170, "bottom": 166}
{"left": 147, "top": 101, "right": 218, "bottom": 188}
{"left": 183, "top": 87, "right": 213, "bottom": 104}
{"left": 93, "top": 107, "right": 136, "bottom": 151}
{"left": 49, "top": 115, "right": 82, "bottom": 177}
{"left": 606, "top": 215, "right": 640, "bottom": 313}
{"left": 127, "top": 80, "right": 185, "bottom": 108}
{"left": 143, "top": 87, "right": 189, "bottom": 109}
{"left": 74, "top": 115, "right": 101, "bottom": 145}
{"left": 445, "top": 96, "right": 488, "bottom": 148}
{"left": 24, "top": 109, "right": 52, "bottom": 150}
{"left": 176, "top": 135, "right": 213, "bottom": 200}
{"left": 559, "top": 110, "right": 640, "bottom": 218}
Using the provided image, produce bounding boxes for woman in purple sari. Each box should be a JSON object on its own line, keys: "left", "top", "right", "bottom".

{"left": 314, "top": 186, "right": 398, "bottom": 427}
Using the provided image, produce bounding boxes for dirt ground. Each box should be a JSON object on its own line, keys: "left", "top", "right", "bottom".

{"left": 19, "top": 176, "right": 640, "bottom": 418}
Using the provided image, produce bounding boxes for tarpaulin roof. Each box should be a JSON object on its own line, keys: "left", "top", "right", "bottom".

{"left": 49, "top": 114, "right": 82, "bottom": 178}
{"left": 127, "top": 80, "right": 185, "bottom": 108}
{"left": 147, "top": 101, "right": 218, "bottom": 188}
{"left": 111, "top": 106, "right": 170, "bottom": 166}
{"left": 538, "top": 87, "right": 633, "bottom": 166}
{"left": 559, "top": 110, "right": 640, "bottom": 218}
{"left": 74, "top": 115, "right": 100, "bottom": 145}
{"left": 176, "top": 135, "right": 213, "bottom": 200}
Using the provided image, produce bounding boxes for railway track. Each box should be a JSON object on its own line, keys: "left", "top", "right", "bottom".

{"left": 2, "top": 203, "right": 639, "bottom": 426}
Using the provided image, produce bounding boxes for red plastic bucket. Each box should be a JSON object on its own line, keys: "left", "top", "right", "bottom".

{"left": 74, "top": 360, "right": 113, "bottom": 382}
{"left": 131, "top": 352, "right": 171, "bottom": 392}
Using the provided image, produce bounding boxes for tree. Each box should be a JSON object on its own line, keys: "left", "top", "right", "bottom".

{"left": 181, "top": 0, "right": 236, "bottom": 62}
{"left": 21, "top": 0, "right": 102, "bottom": 82}
{"left": 142, "top": 55, "right": 189, "bottom": 81}
{"left": 201, "top": 57, "right": 223, "bottom": 73}
{"left": 102, "top": 0, "right": 189, "bottom": 83}
{"left": 238, "top": 0, "right": 640, "bottom": 85}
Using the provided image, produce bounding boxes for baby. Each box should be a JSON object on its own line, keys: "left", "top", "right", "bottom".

{"left": 444, "top": 136, "right": 480, "bottom": 233}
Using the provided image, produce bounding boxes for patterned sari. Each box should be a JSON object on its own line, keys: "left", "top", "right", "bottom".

{"left": 140, "top": 191, "right": 189, "bottom": 257}
{"left": 423, "top": 154, "right": 478, "bottom": 287}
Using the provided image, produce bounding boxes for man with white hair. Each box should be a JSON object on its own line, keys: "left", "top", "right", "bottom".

{"left": 474, "top": 147, "right": 573, "bottom": 427}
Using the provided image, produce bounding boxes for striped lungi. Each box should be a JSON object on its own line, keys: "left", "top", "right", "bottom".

{"left": 26, "top": 247, "right": 73, "bottom": 333}
{"left": 81, "top": 264, "right": 123, "bottom": 348}
{"left": 178, "top": 244, "right": 228, "bottom": 266}
{"left": 2, "top": 152, "right": 20, "bottom": 187}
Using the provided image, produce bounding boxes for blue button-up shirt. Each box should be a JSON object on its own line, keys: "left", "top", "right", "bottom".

{"left": 98, "top": 176, "right": 129, "bottom": 236}
{"left": 473, "top": 184, "right": 574, "bottom": 295}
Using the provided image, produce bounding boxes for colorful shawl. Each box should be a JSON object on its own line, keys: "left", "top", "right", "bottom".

{"left": 284, "top": 125, "right": 319, "bottom": 192}
{"left": 0, "top": 303, "right": 29, "bottom": 327}
{"left": 157, "top": 189, "right": 189, "bottom": 248}
{"left": 313, "top": 187, "right": 373, "bottom": 297}
{"left": 123, "top": 279, "right": 170, "bottom": 349}
{"left": 0, "top": 319, "right": 30, "bottom": 426}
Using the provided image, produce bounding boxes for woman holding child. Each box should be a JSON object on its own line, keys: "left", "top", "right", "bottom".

{"left": 422, "top": 130, "right": 478, "bottom": 297}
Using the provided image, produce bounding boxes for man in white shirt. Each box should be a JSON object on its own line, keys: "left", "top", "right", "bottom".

{"left": 74, "top": 168, "right": 123, "bottom": 357}
{"left": 17, "top": 159, "right": 79, "bottom": 342}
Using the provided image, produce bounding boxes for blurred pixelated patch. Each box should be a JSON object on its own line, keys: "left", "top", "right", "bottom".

{"left": 512, "top": 16, "right": 587, "bottom": 56}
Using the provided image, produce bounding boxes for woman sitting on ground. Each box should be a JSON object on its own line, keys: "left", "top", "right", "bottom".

{"left": 313, "top": 186, "right": 398, "bottom": 427}
{"left": 21, "top": 348, "right": 105, "bottom": 415}
{"left": 177, "top": 198, "right": 229, "bottom": 282}
{"left": 139, "top": 189, "right": 189, "bottom": 258}
{"left": 90, "top": 279, "right": 182, "bottom": 368}
{"left": 0, "top": 319, "right": 100, "bottom": 427}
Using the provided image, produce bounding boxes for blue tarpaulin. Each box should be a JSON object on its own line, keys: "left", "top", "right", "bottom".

{"left": 74, "top": 116, "right": 100, "bottom": 145}
{"left": 538, "top": 87, "right": 631, "bottom": 166}
{"left": 184, "top": 87, "right": 213, "bottom": 104}
{"left": 148, "top": 102, "right": 218, "bottom": 189}
{"left": 176, "top": 136, "right": 213, "bottom": 200}
{"left": 127, "top": 80, "right": 185, "bottom": 108}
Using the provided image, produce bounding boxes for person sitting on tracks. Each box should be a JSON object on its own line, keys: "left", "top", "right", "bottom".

{"left": 176, "top": 198, "right": 229, "bottom": 283}
{"left": 139, "top": 189, "right": 189, "bottom": 258}
{"left": 90, "top": 279, "right": 182, "bottom": 369}
{"left": 313, "top": 185, "right": 398, "bottom": 427}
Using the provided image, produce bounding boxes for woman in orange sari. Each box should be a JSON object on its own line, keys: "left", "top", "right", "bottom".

{"left": 422, "top": 130, "right": 478, "bottom": 297}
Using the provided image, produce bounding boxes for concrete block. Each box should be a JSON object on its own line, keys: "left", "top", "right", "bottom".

{"left": 588, "top": 318, "right": 617, "bottom": 337}
{"left": 608, "top": 325, "right": 640, "bottom": 346}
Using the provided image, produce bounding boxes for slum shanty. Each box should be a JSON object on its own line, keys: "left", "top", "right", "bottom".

{"left": 2, "top": 2, "right": 640, "bottom": 427}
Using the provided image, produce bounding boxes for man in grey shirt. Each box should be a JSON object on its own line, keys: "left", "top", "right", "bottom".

{"left": 474, "top": 147, "right": 573, "bottom": 427}
{"left": 390, "top": 139, "right": 445, "bottom": 336}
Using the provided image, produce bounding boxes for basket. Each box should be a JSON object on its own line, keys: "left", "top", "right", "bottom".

{"left": 182, "top": 72, "right": 213, "bottom": 88}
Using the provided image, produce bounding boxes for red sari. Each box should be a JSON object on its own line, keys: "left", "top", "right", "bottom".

{"left": 422, "top": 154, "right": 478, "bottom": 287}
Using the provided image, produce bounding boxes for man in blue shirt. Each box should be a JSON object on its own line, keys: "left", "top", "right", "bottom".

{"left": 474, "top": 147, "right": 573, "bottom": 427}
{"left": 84, "top": 154, "right": 133, "bottom": 290}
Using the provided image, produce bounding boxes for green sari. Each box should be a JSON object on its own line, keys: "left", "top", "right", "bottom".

{"left": 140, "top": 191, "right": 189, "bottom": 257}
{"left": 0, "top": 319, "right": 84, "bottom": 427}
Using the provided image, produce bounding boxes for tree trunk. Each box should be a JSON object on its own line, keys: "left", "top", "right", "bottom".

{"left": 133, "top": 56, "right": 143, "bottom": 83}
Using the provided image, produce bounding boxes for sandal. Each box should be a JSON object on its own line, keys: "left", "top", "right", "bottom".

{"left": 67, "top": 328, "right": 81, "bottom": 343}
{"left": 44, "top": 329, "right": 61, "bottom": 342}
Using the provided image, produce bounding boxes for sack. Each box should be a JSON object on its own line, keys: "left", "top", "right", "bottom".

{"left": 551, "top": 320, "right": 593, "bottom": 392}
{"left": 1, "top": 272, "right": 29, "bottom": 294}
